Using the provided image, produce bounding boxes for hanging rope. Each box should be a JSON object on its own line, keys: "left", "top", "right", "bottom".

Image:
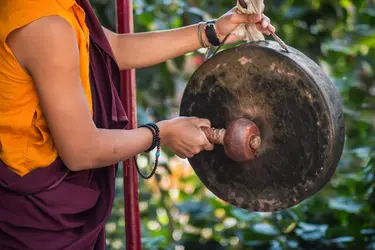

{"left": 234, "top": 0, "right": 289, "bottom": 51}
{"left": 234, "top": 0, "right": 266, "bottom": 42}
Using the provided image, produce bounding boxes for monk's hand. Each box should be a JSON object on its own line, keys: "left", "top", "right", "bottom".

{"left": 157, "top": 117, "right": 214, "bottom": 159}
{"left": 214, "top": 8, "right": 276, "bottom": 43}
{"left": 255, "top": 14, "right": 276, "bottom": 35}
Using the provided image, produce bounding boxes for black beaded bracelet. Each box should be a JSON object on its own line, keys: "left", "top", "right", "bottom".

{"left": 204, "top": 20, "right": 221, "bottom": 47}
{"left": 139, "top": 123, "right": 159, "bottom": 152}
{"left": 134, "top": 123, "right": 161, "bottom": 179}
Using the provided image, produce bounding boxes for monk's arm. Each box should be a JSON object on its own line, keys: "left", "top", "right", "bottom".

{"left": 6, "top": 16, "right": 168, "bottom": 171}
{"left": 102, "top": 24, "right": 206, "bottom": 70}
{"left": 102, "top": 11, "right": 275, "bottom": 70}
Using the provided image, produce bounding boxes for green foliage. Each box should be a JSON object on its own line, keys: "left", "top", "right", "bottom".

{"left": 90, "top": 0, "right": 375, "bottom": 249}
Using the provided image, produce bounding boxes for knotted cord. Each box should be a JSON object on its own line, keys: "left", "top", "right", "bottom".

{"left": 235, "top": 0, "right": 266, "bottom": 42}
{"left": 236, "top": 0, "right": 289, "bottom": 51}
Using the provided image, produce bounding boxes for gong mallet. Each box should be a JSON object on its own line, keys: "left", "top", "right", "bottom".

{"left": 201, "top": 118, "right": 261, "bottom": 161}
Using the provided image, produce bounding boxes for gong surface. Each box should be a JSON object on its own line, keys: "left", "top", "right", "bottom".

{"left": 180, "top": 40, "right": 345, "bottom": 212}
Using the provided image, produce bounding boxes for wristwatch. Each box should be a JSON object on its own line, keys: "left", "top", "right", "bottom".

{"left": 204, "top": 20, "right": 221, "bottom": 47}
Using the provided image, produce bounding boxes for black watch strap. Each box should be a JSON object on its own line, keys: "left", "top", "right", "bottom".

{"left": 204, "top": 20, "right": 221, "bottom": 46}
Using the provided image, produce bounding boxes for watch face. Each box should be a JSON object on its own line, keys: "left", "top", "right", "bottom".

{"left": 205, "top": 22, "right": 221, "bottom": 46}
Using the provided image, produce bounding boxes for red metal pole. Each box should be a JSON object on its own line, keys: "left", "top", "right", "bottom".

{"left": 116, "top": 0, "right": 141, "bottom": 249}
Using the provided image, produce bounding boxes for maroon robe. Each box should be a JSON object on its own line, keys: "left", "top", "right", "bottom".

{"left": 0, "top": 1, "right": 128, "bottom": 249}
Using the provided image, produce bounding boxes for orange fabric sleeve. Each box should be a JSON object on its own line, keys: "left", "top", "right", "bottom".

{"left": 0, "top": 0, "right": 93, "bottom": 176}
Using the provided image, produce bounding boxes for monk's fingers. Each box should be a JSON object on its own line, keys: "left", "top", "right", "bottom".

{"left": 256, "top": 14, "right": 276, "bottom": 35}
{"left": 268, "top": 24, "right": 276, "bottom": 33}
{"left": 228, "top": 12, "right": 262, "bottom": 25}
{"left": 256, "top": 23, "right": 271, "bottom": 35}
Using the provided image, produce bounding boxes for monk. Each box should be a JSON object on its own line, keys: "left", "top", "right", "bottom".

{"left": 0, "top": 0, "right": 275, "bottom": 249}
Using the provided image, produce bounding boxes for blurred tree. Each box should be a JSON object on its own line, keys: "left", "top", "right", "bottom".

{"left": 90, "top": 0, "right": 375, "bottom": 249}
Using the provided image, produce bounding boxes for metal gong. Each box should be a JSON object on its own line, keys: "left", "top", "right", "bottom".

{"left": 180, "top": 40, "right": 345, "bottom": 212}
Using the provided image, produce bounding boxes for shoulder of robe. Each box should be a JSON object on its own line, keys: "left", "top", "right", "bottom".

{"left": 0, "top": 0, "right": 76, "bottom": 34}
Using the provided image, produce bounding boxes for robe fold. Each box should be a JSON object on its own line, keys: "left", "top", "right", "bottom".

{"left": 0, "top": 0, "right": 128, "bottom": 249}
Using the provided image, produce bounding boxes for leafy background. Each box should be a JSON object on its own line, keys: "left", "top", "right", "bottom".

{"left": 90, "top": 0, "right": 375, "bottom": 249}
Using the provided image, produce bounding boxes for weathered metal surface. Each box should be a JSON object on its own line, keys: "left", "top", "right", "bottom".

{"left": 180, "top": 40, "right": 345, "bottom": 212}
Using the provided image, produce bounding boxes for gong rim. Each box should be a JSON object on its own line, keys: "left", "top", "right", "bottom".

{"left": 180, "top": 40, "right": 345, "bottom": 212}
